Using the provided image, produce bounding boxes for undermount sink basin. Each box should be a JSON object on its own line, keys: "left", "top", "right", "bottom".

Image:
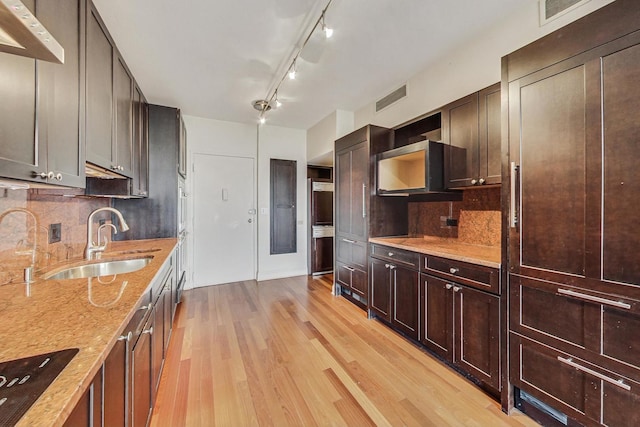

{"left": 43, "top": 257, "right": 153, "bottom": 280}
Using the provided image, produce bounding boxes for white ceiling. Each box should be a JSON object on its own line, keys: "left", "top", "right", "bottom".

{"left": 92, "top": 0, "right": 529, "bottom": 130}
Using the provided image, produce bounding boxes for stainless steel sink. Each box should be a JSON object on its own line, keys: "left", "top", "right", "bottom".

{"left": 42, "top": 257, "right": 153, "bottom": 280}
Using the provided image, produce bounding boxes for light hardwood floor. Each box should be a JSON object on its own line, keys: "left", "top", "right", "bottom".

{"left": 150, "top": 275, "right": 537, "bottom": 427}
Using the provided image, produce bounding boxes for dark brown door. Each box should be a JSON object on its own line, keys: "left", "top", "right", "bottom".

{"left": 311, "top": 189, "right": 333, "bottom": 225}
{"left": 335, "top": 141, "right": 368, "bottom": 240}
{"left": 454, "top": 285, "right": 500, "bottom": 390}
{"left": 113, "top": 56, "right": 133, "bottom": 177}
{"left": 131, "top": 87, "right": 149, "bottom": 197}
{"left": 478, "top": 83, "right": 501, "bottom": 185}
{"left": 151, "top": 302, "right": 164, "bottom": 402}
{"left": 0, "top": 0, "right": 39, "bottom": 182}
{"left": 103, "top": 333, "right": 129, "bottom": 427}
{"left": 37, "top": 0, "right": 85, "bottom": 187}
{"left": 132, "top": 321, "right": 152, "bottom": 427}
{"left": 270, "top": 159, "right": 297, "bottom": 254}
{"left": 421, "top": 274, "right": 453, "bottom": 362}
{"left": 370, "top": 258, "right": 391, "bottom": 321}
{"left": 392, "top": 265, "right": 419, "bottom": 340}
{"left": 313, "top": 237, "right": 333, "bottom": 273}
{"left": 86, "top": 6, "right": 114, "bottom": 170}
{"left": 443, "top": 93, "right": 479, "bottom": 188}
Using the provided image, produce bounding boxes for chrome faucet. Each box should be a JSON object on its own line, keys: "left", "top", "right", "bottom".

{"left": 85, "top": 207, "right": 130, "bottom": 260}
{"left": 0, "top": 207, "right": 39, "bottom": 283}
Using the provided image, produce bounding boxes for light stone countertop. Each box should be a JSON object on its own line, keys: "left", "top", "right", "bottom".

{"left": 0, "top": 238, "right": 178, "bottom": 427}
{"left": 369, "top": 236, "right": 501, "bottom": 268}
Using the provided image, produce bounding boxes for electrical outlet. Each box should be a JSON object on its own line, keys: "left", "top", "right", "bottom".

{"left": 49, "top": 223, "right": 62, "bottom": 243}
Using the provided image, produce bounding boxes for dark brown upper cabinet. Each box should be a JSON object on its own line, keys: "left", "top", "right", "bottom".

{"left": 0, "top": 0, "right": 85, "bottom": 187}
{"left": 443, "top": 83, "right": 500, "bottom": 189}
{"left": 86, "top": 3, "right": 135, "bottom": 179}
{"left": 130, "top": 85, "right": 149, "bottom": 197}
{"left": 270, "top": 159, "right": 297, "bottom": 255}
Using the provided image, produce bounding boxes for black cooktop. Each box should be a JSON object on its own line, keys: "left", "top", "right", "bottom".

{"left": 0, "top": 348, "right": 79, "bottom": 426}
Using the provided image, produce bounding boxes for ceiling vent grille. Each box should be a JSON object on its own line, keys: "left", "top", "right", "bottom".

{"left": 539, "top": 0, "right": 592, "bottom": 25}
{"left": 376, "top": 85, "right": 407, "bottom": 112}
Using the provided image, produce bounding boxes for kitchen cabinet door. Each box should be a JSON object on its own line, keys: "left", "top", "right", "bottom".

{"left": 64, "top": 368, "right": 102, "bottom": 427}
{"left": 0, "top": 0, "right": 85, "bottom": 187}
{"left": 85, "top": 6, "right": 114, "bottom": 171}
{"left": 152, "top": 299, "right": 164, "bottom": 402}
{"left": 369, "top": 258, "right": 391, "bottom": 321}
{"left": 443, "top": 93, "right": 479, "bottom": 188}
{"left": 421, "top": 274, "right": 453, "bottom": 362}
{"left": 103, "top": 333, "right": 128, "bottom": 427}
{"left": 132, "top": 317, "right": 152, "bottom": 427}
{"left": 131, "top": 86, "right": 149, "bottom": 197}
{"left": 391, "top": 264, "right": 419, "bottom": 340}
{"left": 312, "top": 237, "right": 334, "bottom": 273}
{"left": 113, "top": 55, "right": 134, "bottom": 177}
{"left": 478, "top": 83, "right": 501, "bottom": 185}
{"left": 454, "top": 285, "right": 500, "bottom": 390}
{"left": 335, "top": 141, "right": 368, "bottom": 240}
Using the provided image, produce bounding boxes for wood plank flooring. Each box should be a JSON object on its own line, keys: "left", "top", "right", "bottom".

{"left": 150, "top": 275, "right": 537, "bottom": 427}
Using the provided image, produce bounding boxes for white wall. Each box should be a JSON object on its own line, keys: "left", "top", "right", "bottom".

{"left": 257, "top": 125, "right": 308, "bottom": 281}
{"left": 306, "top": 109, "right": 354, "bottom": 166}
{"left": 353, "top": 0, "right": 616, "bottom": 129}
{"left": 183, "top": 115, "right": 308, "bottom": 288}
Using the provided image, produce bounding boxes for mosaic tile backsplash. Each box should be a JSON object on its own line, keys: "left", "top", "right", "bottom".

{"left": 0, "top": 188, "right": 109, "bottom": 285}
{"left": 408, "top": 186, "right": 501, "bottom": 247}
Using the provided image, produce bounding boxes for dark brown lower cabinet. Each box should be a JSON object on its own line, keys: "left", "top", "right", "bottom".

{"left": 64, "top": 368, "right": 103, "bottom": 427}
{"left": 311, "top": 237, "right": 334, "bottom": 274}
{"left": 132, "top": 314, "right": 153, "bottom": 427}
{"left": 512, "top": 334, "right": 640, "bottom": 427}
{"left": 369, "top": 247, "right": 420, "bottom": 341}
{"left": 421, "top": 274, "right": 500, "bottom": 391}
{"left": 336, "top": 262, "right": 367, "bottom": 299}
{"left": 103, "top": 333, "right": 129, "bottom": 427}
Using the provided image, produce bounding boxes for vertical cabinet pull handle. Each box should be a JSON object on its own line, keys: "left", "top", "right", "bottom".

{"left": 445, "top": 284, "right": 453, "bottom": 290}
{"left": 362, "top": 183, "right": 366, "bottom": 218}
{"left": 453, "top": 286, "right": 461, "bottom": 293}
{"left": 510, "top": 162, "right": 519, "bottom": 228}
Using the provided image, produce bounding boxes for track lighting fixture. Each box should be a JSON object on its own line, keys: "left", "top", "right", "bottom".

{"left": 288, "top": 61, "right": 297, "bottom": 80}
{"left": 252, "top": 0, "right": 334, "bottom": 124}
{"left": 321, "top": 13, "right": 333, "bottom": 38}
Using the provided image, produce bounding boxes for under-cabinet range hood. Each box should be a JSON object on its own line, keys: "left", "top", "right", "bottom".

{"left": 0, "top": 0, "right": 64, "bottom": 63}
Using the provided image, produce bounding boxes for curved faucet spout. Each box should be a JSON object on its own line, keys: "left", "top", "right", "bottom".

{"left": 85, "top": 207, "right": 130, "bottom": 260}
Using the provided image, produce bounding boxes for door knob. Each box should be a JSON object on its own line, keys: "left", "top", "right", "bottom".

{"left": 248, "top": 218, "right": 253, "bottom": 223}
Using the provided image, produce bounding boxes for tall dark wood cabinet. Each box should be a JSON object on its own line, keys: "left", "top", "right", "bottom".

{"left": 0, "top": 0, "right": 85, "bottom": 187}
{"left": 334, "top": 125, "right": 407, "bottom": 308}
{"left": 443, "top": 83, "right": 501, "bottom": 189}
{"left": 114, "top": 105, "right": 182, "bottom": 239}
{"left": 504, "top": 1, "right": 640, "bottom": 425}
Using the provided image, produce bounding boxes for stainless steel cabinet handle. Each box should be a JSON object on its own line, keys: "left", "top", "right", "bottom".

{"left": 143, "top": 326, "right": 153, "bottom": 335}
{"left": 38, "top": 172, "right": 48, "bottom": 179}
{"left": 558, "top": 288, "right": 631, "bottom": 310}
{"left": 453, "top": 286, "right": 461, "bottom": 292}
{"left": 557, "top": 357, "right": 631, "bottom": 391}
{"left": 449, "top": 268, "right": 459, "bottom": 274}
{"left": 510, "top": 162, "right": 519, "bottom": 228}
{"left": 388, "top": 252, "right": 394, "bottom": 257}
{"left": 55, "top": 173, "right": 62, "bottom": 181}
{"left": 118, "top": 331, "right": 132, "bottom": 342}
{"left": 478, "top": 178, "right": 486, "bottom": 185}
{"left": 342, "top": 238, "right": 356, "bottom": 244}
{"left": 343, "top": 266, "right": 355, "bottom": 272}
{"left": 471, "top": 179, "right": 478, "bottom": 185}
{"left": 362, "top": 183, "right": 366, "bottom": 218}
{"left": 445, "top": 284, "right": 453, "bottom": 290}
{"left": 389, "top": 265, "right": 396, "bottom": 270}
{"left": 385, "top": 263, "right": 390, "bottom": 269}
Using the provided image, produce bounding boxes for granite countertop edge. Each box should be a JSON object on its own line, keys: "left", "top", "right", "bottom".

{"left": 369, "top": 236, "right": 501, "bottom": 269}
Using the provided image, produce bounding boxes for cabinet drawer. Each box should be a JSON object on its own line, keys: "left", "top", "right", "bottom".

{"left": 511, "top": 333, "right": 640, "bottom": 427}
{"left": 336, "top": 237, "right": 367, "bottom": 269}
{"left": 371, "top": 244, "right": 419, "bottom": 268}
{"left": 424, "top": 256, "right": 499, "bottom": 294}
{"left": 511, "top": 274, "right": 640, "bottom": 381}
{"left": 336, "top": 263, "right": 366, "bottom": 297}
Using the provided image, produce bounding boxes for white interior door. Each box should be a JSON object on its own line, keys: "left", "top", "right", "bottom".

{"left": 193, "top": 154, "right": 256, "bottom": 286}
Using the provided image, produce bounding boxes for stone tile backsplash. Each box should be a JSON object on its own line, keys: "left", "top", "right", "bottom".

{"left": 0, "top": 188, "right": 109, "bottom": 285}
{"left": 408, "top": 187, "right": 501, "bottom": 247}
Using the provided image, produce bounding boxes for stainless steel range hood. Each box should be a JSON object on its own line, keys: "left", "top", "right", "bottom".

{"left": 0, "top": 0, "right": 64, "bottom": 63}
